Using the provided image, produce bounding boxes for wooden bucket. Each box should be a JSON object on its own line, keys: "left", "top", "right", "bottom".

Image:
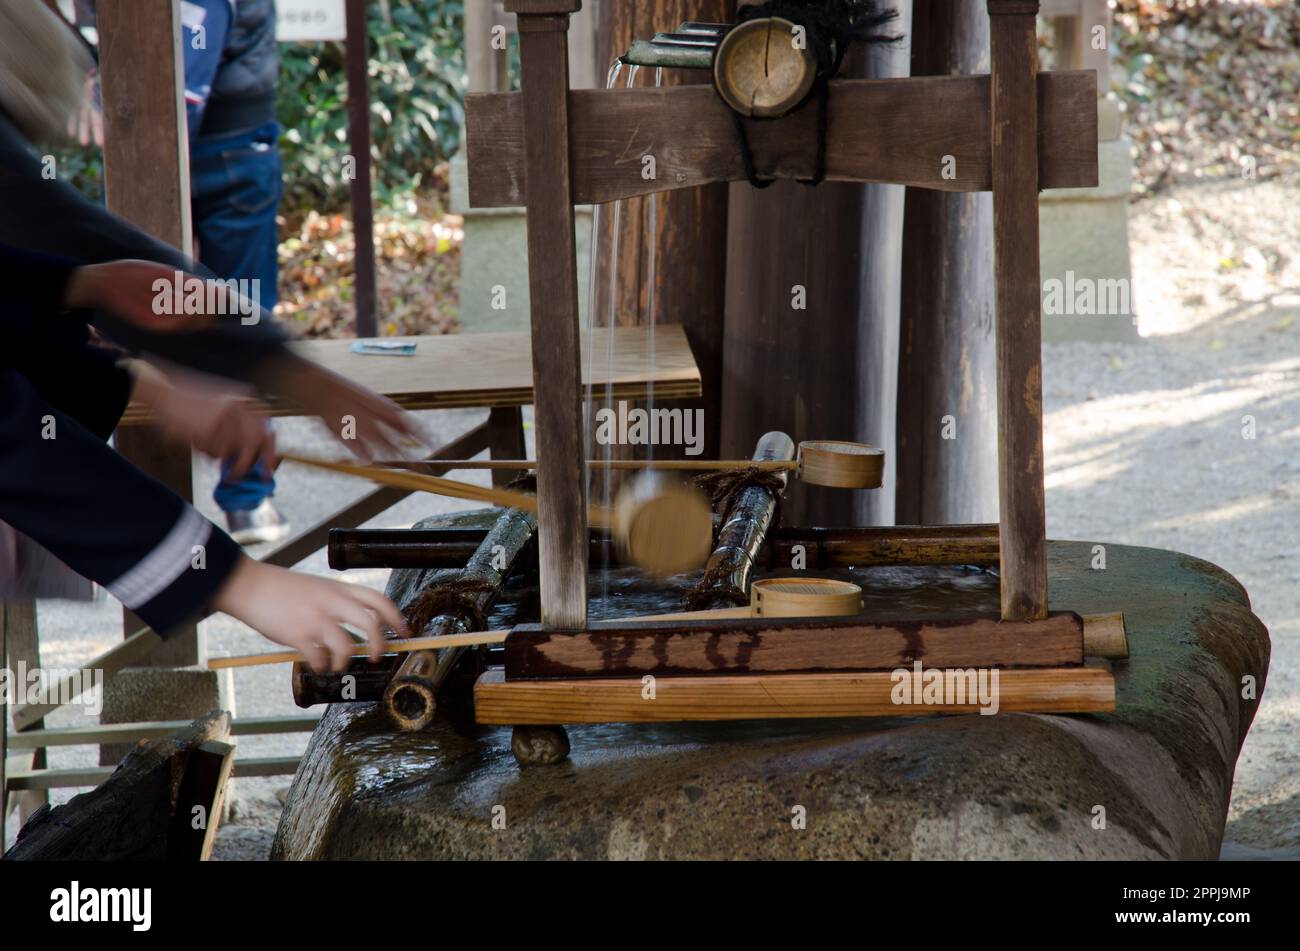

{"left": 796, "top": 440, "right": 886, "bottom": 489}
{"left": 613, "top": 472, "right": 713, "bottom": 577}
{"left": 750, "top": 577, "right": 863, "bottom": 618}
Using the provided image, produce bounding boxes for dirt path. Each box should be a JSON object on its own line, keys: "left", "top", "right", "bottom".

{"left": 1044, "top": 176, "right": 1300, "bottom": 851}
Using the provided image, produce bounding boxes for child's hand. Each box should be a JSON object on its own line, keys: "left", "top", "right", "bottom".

{"left": 64, "top": 260, "right": 222, "bottom": 333}
{"left": 125, "top": 361, "right": 274, "bottom": 477}
{"left": 212, "top": 558, "right": 410, "bottom": 673}
{"left": 266, "top": 356, "right": 425, "bottom": 462}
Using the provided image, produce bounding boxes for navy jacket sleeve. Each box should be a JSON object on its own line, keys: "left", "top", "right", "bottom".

{"left": 0, "top": 369, "right": 243, "bottom": 637}
{"left": 0, "top": 110, "right": 292, "bottom": 385}
{"left": 0, "top": 243, "right": 133, "bottom": 437}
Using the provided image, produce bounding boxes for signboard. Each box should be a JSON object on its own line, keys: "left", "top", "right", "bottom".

{"left": 276, "top": 0, "right": 347, "bottom": 42}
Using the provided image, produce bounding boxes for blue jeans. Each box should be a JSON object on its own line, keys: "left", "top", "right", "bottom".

{"left": 191, "top": 121, "right": 282, "bottom": 513}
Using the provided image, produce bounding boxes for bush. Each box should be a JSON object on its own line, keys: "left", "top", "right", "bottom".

{"left": 50, "top": 0, "right": 466, "bottom": 213}
{"left": 278, "top": 0, "right": 465, "bottom": 213}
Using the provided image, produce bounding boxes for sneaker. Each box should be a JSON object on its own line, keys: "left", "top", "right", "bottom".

{"left": 226, "top": 499, "right": 292, "bottom": 546}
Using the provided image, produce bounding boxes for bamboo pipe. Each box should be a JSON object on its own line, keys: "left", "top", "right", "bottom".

{"left": 279, "top": 453, "right": 614, "bottom": 530}
{"left": 385, "top": 507, "right": 537, "bottom": 731}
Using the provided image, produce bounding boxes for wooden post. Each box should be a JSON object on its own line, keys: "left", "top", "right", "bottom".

{"left": 1, "top": 602, "right": 8, "bottom": 849}
{"left": 346, "top": 0, "right": 378, "bottom": 337}
{"left": 896, "top": 0, "right": 998, "bottom": 526}
{"left": 987, "top": 0, "right": 1047, "bottom": 621}
{"left": 98, "top": 0, "right": 202, "bottom": 665}
{"left": 507, "top": 0, "right": 588, "bottom": 630}
{"left": 3, "top": 600, "right": 47, "bottom": 821}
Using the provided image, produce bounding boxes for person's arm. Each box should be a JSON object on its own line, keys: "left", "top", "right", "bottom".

{"left": 0, "top": 369, "right": 408, "bottom": 670}
{"left": 0, "top": 110, "right": 290, "bottom": 383}
{"left": 0, "top": 117, "right": 422, "bottom": 458}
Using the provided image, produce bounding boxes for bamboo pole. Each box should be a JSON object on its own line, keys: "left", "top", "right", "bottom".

{"left": 385, "top": 507, "right": 537, "bottom": 731}
{"left": 279, "top": 453, "right": 614, "bottom": 530}
{"left": 209, "top": 630, "right": 511, "bottom": 670}
{"left": 687, "top": 432, "right": 796, "bottom": 609}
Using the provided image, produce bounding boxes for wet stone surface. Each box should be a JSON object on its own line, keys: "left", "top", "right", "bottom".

{"left": 273, "top": 514, "right": 1269, "bottom": 860}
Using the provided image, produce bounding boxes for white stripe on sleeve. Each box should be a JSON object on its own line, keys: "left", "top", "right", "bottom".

{"left": 107, "top": 508, "right": 213, "bottom": 610}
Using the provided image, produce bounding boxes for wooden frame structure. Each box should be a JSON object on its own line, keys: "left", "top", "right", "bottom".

{"left": 462, "top": 0, "right": 1109, "bottom": 725}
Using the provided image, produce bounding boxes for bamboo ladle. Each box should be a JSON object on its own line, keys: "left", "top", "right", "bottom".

{"left": 279, "top": 453, "right": 714, "bottom": 576}
{"left": 371, "top": 440, "right": 886, "bottom": 489}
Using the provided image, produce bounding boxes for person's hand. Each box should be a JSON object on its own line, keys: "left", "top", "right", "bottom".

{"left": 211, "top": 557, "right": 410, "bottom": 673}
{"left": 64, "top": 260, "right": 221, "bottom": 333}
{"left": 72, "top": 72, "right": 103, "bottom": 147}
{"left": 126, "top": 361, "right": 274, "bottom": 478}
{"left": 267, "top": 355, "right": 425, "bottom": 462}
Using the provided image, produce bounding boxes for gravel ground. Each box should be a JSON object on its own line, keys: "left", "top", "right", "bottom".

{"left": 6, "top": 177, "right": 1296, "bottom": 860}
{"left": 1045, "top": 175, "right": 1300, "bottom": 854}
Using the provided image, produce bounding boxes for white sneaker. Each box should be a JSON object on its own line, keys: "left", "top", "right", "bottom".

{"left": 225, "top": 499, "right": 292, "bottom": 546}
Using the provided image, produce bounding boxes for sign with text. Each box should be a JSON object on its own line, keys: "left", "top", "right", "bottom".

{"left": 276, "top": 0, "right": 347, "bottom": 42}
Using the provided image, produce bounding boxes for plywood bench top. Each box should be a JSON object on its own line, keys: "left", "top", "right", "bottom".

{"left": 120, "top": 324, "right": 702, "bottom": 425}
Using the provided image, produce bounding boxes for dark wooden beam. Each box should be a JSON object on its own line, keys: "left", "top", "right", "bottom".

{"left": 503, "top": 611, "right": 1085, "bottom": 679}
{"left": 507, "top": 0, "right": 588, "bottom": 629}
{"left": 327, "top": 523, "right": 1004, "bottom": 571}
{"left": 345, "top": 0, "right": 378, "bottom": 337}
{"left": 466, "top": 71, "right": 1099, "bottom": 207}
{"left": 988, "top": 0, "right": 1049, "bottom": 620}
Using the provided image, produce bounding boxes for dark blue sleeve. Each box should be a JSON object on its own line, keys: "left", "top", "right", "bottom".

{"left": 0, "top": 243, "right": 77, "bottom": 313}
{"left": 182, "top": 0, "right": 234, "bottom": 140}
{"left": 0, "top": 369, "right": 243, "bottom": 637}
{"left": 0, "top": 111, "right": 292, "bottom": 387}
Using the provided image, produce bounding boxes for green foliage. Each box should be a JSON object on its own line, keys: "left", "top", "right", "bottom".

{"left": 48, "top": 143, "right": 103, "bottom": 203}
{"left": 42, "top": 2, "right": 467, "bottom": 212}
{"left": 278, "top": 0, "right": 465, "bottom": 213}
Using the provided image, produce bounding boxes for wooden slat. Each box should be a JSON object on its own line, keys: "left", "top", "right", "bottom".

{"left": 6, "top": 755, "right": 302, "bottom": 791}
{"left": 504, "top": 612, "right": 1085, "bottom": 679}
{"left": 119, "top": 325, "right": 703, "bottom": 425}
{"left": 474, "top": 663, "right": 1116, "bottom": 723}
{"left": 466, "top": 71, "right": 1098, "bottom": 207}
{"left": 3, "top": 600, "right": 46, "bottom": 822}
{"left": 11, "top": 627, "right": 163, "bottom": 732}
{"left": 7, "top": 715, "right": 322, "bottom": 750}
{"left": 989, "top": 1, "right": 1050, "bottom": 620}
